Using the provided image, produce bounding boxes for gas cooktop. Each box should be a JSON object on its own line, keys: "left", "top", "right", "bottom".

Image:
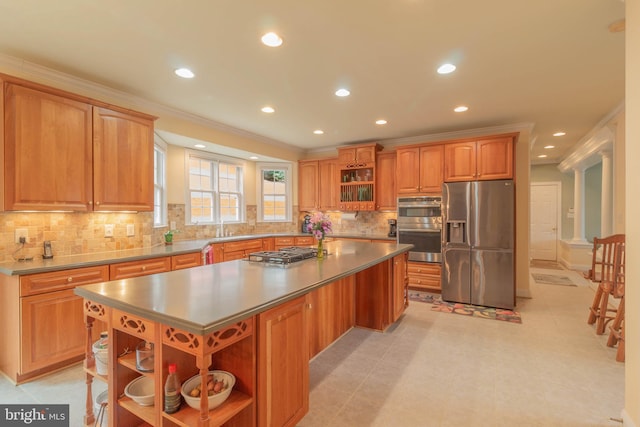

{"left": 247, "top": 247, "right": 328, "bottom": 266}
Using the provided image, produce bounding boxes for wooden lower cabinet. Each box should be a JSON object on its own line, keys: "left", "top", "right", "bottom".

{"left": 110, "top": 257, "right": 171, "bottom": 279}
{"left": 355, "top": 255, "right": 408, "bottom": 331}
{"left": 407, "top": 261, "right": 441, "bottom": 292}
{"left": 0, "top": 265, "right": 109, "bottom": 383}
{"left": 392, "top": 253, "right": 408, "bottom": 322}
{"left": 21, "top": 289, "right": 86, "bottom": 374}
{"left": 307, "top": 276, "right": 355, "bottom": 359}
{"left": 171, "top": 252, "right": 203, "bottom": 270}
{"left": 258, "top": 296, "right": 309, "bottom": 427}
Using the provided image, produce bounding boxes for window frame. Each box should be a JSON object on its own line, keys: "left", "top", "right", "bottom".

{"left": 153, "top": 137, "right": 168, "bottom": 227}
{"left": 185, "top": 150, "right": 245, "bottom": 225}
{"left": 256, "top": 162, "right": 293, "bottom": 223}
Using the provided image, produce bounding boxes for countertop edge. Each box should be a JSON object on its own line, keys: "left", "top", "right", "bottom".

{"left": 74, "top": 243, "right": 411, "bottom": 335}
{"left": 0, "top": 233, "right": 397, "bottom": 276}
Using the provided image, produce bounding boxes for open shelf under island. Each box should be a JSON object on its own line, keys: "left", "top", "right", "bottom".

{"left": 75, "top": 240, "right": 412, "bottom": 427}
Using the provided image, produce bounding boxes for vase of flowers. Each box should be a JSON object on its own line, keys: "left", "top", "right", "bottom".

{"left": 307, "top": 212, "right": 332, "bottom": 259}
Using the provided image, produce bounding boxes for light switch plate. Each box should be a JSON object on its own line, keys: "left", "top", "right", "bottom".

{"left": 126, "top": 224, "right": 135, "bottom": 236}
{"left": 104, "top": 224, "right": 115, "bottom": 237}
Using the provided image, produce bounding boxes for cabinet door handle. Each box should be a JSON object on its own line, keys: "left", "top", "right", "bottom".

{"left": 67, "top": 277, "right": 73, "bottom": 282}
{"left": 88, "top": 201, "right": 93, "bottom": 205}
{"left": 141, "top": 266, "right": 146, "bottom": 271}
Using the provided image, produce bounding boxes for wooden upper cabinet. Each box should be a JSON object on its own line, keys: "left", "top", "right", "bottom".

{"left": 337, "top": 144, "right": 378, "bottom": 165}
{"left": 318, "top": 158, "right": 338, "bottom": 210}
{"left": 476, "top": 136, "right": 514, "bottom": 180}
{"left": 419, "top": 145, "right": 444, "bottom": 193}
{"left": 3, "top": 83, "right": 93, "bottom": 211}
{"left": 298, "top": 160, "right": 319, "bottom": 211}
{"left": 444, "top": 136, "right": 514, "bottom": 182}
{"left": 444, "top": 141, "right": 477, "bottom": 182}
{"left": 396, "top": 144, "right": 443, "bottom": 194}
{"left": 376, "top": 151, "right": 397, "bottom": 210}
{"left": 93, "top": 107, "right": 154, "bottom": 211}
{"left": 1, "top": 75, "right": 156, "bottom": 212}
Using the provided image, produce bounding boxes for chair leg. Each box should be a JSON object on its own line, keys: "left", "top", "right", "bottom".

{"left": 607, "top": 297, "right": 624, "bottom": 347}
{"left": 616, "top": 322, "right": 625, "bottom": 362}
{"left": 587, "top": 286, "right": 603, "bottom": 325}
{"left": 596, "top": 288, "right": 610, "bottom": 335}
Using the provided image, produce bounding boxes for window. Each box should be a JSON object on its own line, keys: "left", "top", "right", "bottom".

{"left": 257, "top": 163, "right": 292, "bottom": 222}
{"left": 186, "top": 151, "right": 244, "bottom": 224}
{"left": 153, "top": 141, "right": 167, "bottom": 227}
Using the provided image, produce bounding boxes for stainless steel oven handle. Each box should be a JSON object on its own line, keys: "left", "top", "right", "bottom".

{"left": 397, "top": 228, "right": 442, "bottom": 233}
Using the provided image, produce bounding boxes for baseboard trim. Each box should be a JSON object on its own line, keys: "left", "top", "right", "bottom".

{"left": 622, "top": 409, "right": 636, "bottom": 427}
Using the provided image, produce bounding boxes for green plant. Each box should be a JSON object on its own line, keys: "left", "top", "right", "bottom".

{"left": 163, "top": 229, "right": 179, "bottom": 243}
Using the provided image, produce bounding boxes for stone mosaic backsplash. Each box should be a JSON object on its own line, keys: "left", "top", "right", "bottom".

{"left": 0, "top": 205, "right": 397, "bottom": 263}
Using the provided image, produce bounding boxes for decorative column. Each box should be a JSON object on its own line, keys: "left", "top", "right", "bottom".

{"left": 600, "top": 150, "right": 613, "bottom": 237}
{"left": 572, "top": 167, "right": 587, "bottom": 243}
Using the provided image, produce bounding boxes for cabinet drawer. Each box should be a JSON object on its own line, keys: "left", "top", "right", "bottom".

{"left": 223, "top": 239, "right": 263, "bottom": 253}
{"left": 171, "top": 252, "right": 202, "bottom": 270}
{"left": 20, "top": 265, "right": 109, "bottom": 297}
{"left": 109, "top": 257, "right": 171, "bottom": 280}
{"left": 407, "top": 262, "right": 440, "bottom": 276}
{"left": 295, "top": 236, "right": 315, "bottom": 246}
{"left": 274, "top": 237, "right": 295, "bottom": 246}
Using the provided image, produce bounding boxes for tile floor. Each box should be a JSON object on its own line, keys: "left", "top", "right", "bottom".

{"left": 0, "top": 266, "right": 624, "bottom": 427}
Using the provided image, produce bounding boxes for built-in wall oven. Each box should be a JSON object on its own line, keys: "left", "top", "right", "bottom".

{"left": 397, "top": 196, "right": 442, "bottom": 263}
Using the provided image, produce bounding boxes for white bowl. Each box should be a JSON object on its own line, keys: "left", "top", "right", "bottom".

{"left": 124, "top": 376, "right": 155, "bottom": 406}
{"left": 181, "top": 371, "right": 235, "bottom": 411}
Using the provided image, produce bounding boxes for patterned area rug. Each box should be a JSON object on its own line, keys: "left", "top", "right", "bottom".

{"left": 531, "top": 273, "right": 576, "bottom": 286}
{"left": 408, "top": 291, "right": 522, "bottom": 324}
{"left": 530, "top": 259, "right": 564, "bottom": 270}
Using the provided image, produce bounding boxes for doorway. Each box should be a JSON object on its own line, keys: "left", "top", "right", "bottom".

{"left": 530, "top": 182, "right": 561, "bottom": 261}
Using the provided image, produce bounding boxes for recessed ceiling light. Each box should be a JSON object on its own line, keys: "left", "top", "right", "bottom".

{"left": 335, "top": 88, "right": 350, "bottom": 97}
{"left": 261, "top": 106, "right": 275, "bottom": 113}
{"left": 553, "top": 132, "right": 566, "bottom": 137}
{"left": 313, "top": 130, "right": 324, "bottom": 135}
{"left": 194, "top": 144, "right": 205, "bottom": 149}
{"left": 249, "top": 156, "right": 259, "bottom": 160}
{"left": 375, "top": 119, "right": 387, "bottom": 125}
{"left": 544, "top": 145, "right": 555, "bottom": 149}
{"left": 538, "top": 154, "right": 547, "bottom": 158}
{"left": 454, "top": 106, "right": 469, "bottom": 112}
{"left": 261, "top": 32, "right": 283, "bottom": 47}
{"left": 175, "top": 68, "right": 195, "bottom": 79}
{"left": 437, "top": 63, "right": 456, "bottom": 74}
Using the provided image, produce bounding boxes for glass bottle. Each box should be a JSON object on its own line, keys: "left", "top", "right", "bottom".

{"left": 164, "top": 363, "right": 181, "bottom": 414}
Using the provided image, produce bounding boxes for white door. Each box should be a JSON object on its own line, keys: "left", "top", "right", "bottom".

{"left": 530, "top": 183, "right": 559, "bottom": 261}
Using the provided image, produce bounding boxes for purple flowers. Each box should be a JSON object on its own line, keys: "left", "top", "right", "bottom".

{"left": 307, "top": 212, "right": 332, "bottom": 240}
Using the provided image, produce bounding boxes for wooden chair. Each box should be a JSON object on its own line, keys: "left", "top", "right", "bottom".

{"left": 606, "top": 243, "right": 625, "bottom": 361}
{"left": 586, "top": 234, "right": 625, "bottom": 334}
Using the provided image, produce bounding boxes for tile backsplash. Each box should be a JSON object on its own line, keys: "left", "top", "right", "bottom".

{"left": 0, "top": 206, "right": 396, "bottom": 262}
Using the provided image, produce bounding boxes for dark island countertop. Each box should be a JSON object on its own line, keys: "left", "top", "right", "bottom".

{"left": 0, "top": 233, "right": 396, "bottom": 276}
{"left": 74, "top": 241, "right": 411, "bottom": 335}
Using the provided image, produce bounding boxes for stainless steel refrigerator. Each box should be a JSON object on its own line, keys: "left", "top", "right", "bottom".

{"left": 441, "top": 180, "right": 515, "bottom": 309}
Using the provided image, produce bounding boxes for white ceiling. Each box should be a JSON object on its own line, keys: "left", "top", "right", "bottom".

{"left": 0, "top": 0, "right": 625, "bottom": 163}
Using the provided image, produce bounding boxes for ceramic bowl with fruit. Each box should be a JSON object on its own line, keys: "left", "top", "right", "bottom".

{"left": 180, "top": 370, "right": 235, "bottom": 410}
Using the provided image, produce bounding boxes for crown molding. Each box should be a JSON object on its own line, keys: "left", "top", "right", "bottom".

{"left": 557, "top": 102, "right": 624, "bottom": 173}
{"left": 0, "top": 52, "right": 304, "bottom": 156}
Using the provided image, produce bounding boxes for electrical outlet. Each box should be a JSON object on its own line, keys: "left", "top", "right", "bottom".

{"left": 15, "top": 228, "right": 28, "bottom": 243}
{"left": 104, "top": 224, "right": 115, "bottom": 237}
{"left": 126, "top": 224, "right": 135, "bottom": 236}
{"left": 170, "top": 221, "right": 176, "bottom": 230}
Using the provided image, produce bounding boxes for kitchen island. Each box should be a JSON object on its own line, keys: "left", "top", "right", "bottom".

{"left": 75, "top": 240, "right": 411, "bottom": 427}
